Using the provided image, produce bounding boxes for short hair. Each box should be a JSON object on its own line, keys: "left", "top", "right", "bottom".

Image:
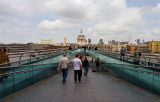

{"left": 63, "top": 54, "right": 66, "bottom": 57}
{"left": 80, "top": 56, "right": 83, "bottom": 59}
{"left": 75, "top": 55, "right": 78, "bottom": 58}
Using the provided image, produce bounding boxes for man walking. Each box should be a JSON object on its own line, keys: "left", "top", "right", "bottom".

{"left": 58, "top": 54, "right": 69, "bottom": 84}
{"left": 72, "top": 55, "right": 82, "bottom": 83}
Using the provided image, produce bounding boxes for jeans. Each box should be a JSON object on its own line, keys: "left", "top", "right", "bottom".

{"left": 74, "top": 70, "right": 81, "bottom": 82}
{"left": 84, "top": 66, "right": 88, "bottom": 75}
{"left": 61, "top": 68, "right": 68, "bottom": 81}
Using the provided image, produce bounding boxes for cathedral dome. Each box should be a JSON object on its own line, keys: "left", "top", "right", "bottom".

{"left": 77, "top": 28, "right": 86, "bottom": 46}
{"left": 78, "top": 35, "right": 85, "bottom": 38}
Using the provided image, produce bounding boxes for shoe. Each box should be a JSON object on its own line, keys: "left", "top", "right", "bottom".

{"left": 62, "top": 80, "right": 65, "bottom": 84}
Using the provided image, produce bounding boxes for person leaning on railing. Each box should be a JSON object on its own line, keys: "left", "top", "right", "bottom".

{"left": 120, "top": 46, "right": 126, "bottom": 61}
{"left": 0, "top": 47, "right": 10, "bottom": 82}
{"left": 133, "top": 49, "right": 141, "bottom": 65}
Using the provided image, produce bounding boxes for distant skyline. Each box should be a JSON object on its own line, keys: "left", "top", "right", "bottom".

{"left": 0, "top": 0, "right": 160, "bottom": 44}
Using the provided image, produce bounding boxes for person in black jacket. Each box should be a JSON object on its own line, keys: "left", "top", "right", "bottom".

{"left": 79, "top": 56, "right": 83, "bottom": 78}
{"left": 83, "top": 57, "right": 89, "bottom": 76}
{"left": 95, "top": 58, "right": 100, "bottom": 72}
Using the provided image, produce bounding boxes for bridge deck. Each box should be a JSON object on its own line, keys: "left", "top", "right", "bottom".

{"left": 1, "top": 68, "right": 160, "bottom": 102}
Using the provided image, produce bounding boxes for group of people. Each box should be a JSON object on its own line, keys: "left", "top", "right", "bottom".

{"left": 0, "top": 48, "right": 10, "bottom": 82}
{"left": 58, "top": 54, "right": 90, "bottom": 84}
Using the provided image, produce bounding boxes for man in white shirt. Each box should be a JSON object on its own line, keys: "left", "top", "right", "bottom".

{"left": 58, "top": 54, "right": 69, "bottom": 84}
{"left": 72, "top": 55, "right": 82, "bottom": 83}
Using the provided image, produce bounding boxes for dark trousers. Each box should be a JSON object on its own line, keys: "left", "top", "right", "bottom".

{"left": 96, "top": 64, "right": 99, "bottom": 72}
{"left": 80, "top": 69, "right": 82, "bottom": 78}
{"left": 62, "top": 69, "right": 68, "bottom": 81}
{"left": 74, "top": 70, "right": 81, "bottom": 82}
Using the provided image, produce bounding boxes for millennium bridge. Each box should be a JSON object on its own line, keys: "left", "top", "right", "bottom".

{"left": 0, "top": 49, "right": 160, "bottom": 102}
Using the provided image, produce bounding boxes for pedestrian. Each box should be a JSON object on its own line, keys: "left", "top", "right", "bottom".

{"left": 69, "top": 46, "right": 72, "bottom": 51}
{"left": 95, "top": 58, "right": 100, "bottom": 72}
{"left": 58, "top": 54, "right": 69, "bottom": 84}
{"left": 0, "top": 47, "right": 10, "bottom": 82}
{"left": 69, "top": 46, "right": 72, "bottom": 55}
{"left": 133, "top": 49, "right": 141, "bottom": 65}
{"left": 120, "top": 46, "right": 126, "bottom": 61}
{"left": 79, "top": 56, "right": 83, "bottom": 78}
{"left": 91, "top": 59, "right": 94, "bottom": 63}
{"left": 95, "top": 47, "right": 98, "bottom": 50}
{"left": 72, "top": 55, "right": 82, "bottom": 83}
{"left": 83, "top": 57, "right": 89, "bottom": 76}
{"left": 84, "top": 46, "right": 86, "bottom": 52}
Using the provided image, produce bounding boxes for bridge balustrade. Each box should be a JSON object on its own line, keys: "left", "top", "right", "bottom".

{"left": 87, "top": 50, "right": 160, "bottom": 96}
{"left": 0, "top": 49, "right": 81, "bottom": 99}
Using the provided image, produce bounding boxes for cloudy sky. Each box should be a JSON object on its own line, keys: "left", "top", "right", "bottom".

{"left": 0, "top": 0, "right": 160, "bottom": 44}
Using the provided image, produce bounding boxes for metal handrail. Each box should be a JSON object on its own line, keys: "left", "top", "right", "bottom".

{"left": 96, "top": 50, "right": 160, "bottom": 65}
{"left": 87, "top": 51, "right": 160, "bottom": 69}
{"left": 0, "top": 62, "right": 58, "bottom": 69}
{"left": 0, "top": 49, "right": 64, "bottom": 66}
{"left": 101, "top": 61, "right": 160, "bottom": 69}
{"left": 99, "top": 49, "right": 160, "bottom": 61}
{"left": 0, "top": 62, "right": 74, "bottom": 77}
{"left": 0, "top": 65, "right": 58, "bottom": 77}
{"left": 8, "top": 48, "right": 64, "bottom": 58}
{"left": 88, "top": 51, "right": 160, "bottom": 75}
{"left": 102, "top": 63, "right": 160, "bottom": 75}
{"left": 0, "top": 49, "right": 76, "bottom": 69}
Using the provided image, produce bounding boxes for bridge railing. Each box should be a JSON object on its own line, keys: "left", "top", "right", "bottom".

{"left": 0, "top": 63, "right": 58, "bottom": 99}
{"left": 94, "top": 49, "right": 160, "bottom": 67}
{"left": 98, "top": 49, "right": 160, "bottom": 65}
{"left": 101, "top": 62, "right": 160, "bottom": 96}
{"left": 0, "top": 48, "right": 78, "bottom": 68}
{"left": 0, "top": 49, "right": 81, "bottom": 99}
{"left": 87, "top": 50, "right": 160, "bottom": 96}
{"left": 7, "top": 48, "right": 65, "bottom": 64}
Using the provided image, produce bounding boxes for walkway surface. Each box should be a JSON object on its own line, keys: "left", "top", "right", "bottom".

{"left": 1, "top": 68, "right": 160, "bottom": 102}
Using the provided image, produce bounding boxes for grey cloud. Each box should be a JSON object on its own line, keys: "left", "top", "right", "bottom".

{"left": 0, "top": 0, "right": 32, "bottom": 16}
{"left": 0, "top": 0, "right": 160, "bottom": 44}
